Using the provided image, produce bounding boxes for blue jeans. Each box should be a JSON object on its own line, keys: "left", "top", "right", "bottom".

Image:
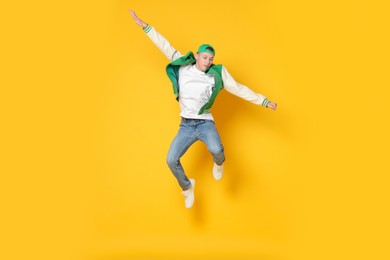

{"left": 166, "top": 118, "right": 225, "bottom": 190}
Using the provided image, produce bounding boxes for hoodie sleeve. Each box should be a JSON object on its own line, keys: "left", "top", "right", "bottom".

{"left": 143, "top": 25, "right": 182, "bottom": 62}
{"left": 221, "top": 66, "right": 269, "bottom": 107}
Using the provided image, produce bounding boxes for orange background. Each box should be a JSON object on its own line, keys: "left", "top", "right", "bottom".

{"left": 1, "top": 0, "right": 389, "bottom": 259}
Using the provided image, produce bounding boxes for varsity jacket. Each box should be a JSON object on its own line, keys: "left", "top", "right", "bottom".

{"left": 143, "top": 25, "right": 270, "bottom": 114}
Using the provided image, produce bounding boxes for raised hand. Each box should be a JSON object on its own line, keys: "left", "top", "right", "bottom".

{"left": 129, "top": 10, "right": 148, "bottom": 28}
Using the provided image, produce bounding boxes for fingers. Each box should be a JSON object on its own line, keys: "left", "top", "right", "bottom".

{"left": 129, "top": 9, "right": 136, "bottom": 18}
{"left": 268, "top": 102, "right": 277, "bottom": 110}
{"left": 129, "top": 9, "right": 144, "bottom": 27}
{"left": 129, "top": 9, "right": 140, "bottom": 21}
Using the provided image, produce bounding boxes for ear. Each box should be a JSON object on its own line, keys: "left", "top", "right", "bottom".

{"left": 195, "top": 53, "right": 199, "bottom": 60}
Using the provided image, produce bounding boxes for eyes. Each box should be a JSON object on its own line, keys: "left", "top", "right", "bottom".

{"left": 201, "top": 55, "right": 214, "bottom": 63}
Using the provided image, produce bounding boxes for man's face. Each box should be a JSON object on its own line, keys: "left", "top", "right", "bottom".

{"left": 195, "top": 52, "right": 214, "bottom": 72}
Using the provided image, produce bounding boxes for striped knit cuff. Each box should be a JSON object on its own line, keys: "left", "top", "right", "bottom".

{"left": 143, "top": 24, "right": 152, "bottom": 33}
{"left": 262, "top": 98, "right": 269, "bottom": 107}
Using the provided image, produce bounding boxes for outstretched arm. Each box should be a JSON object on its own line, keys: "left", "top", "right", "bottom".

{"left": 222, "top": 66, "right": 277, "bottom": 111}
{"left": 129, "top": 10, "right": 182, "bottom": 61}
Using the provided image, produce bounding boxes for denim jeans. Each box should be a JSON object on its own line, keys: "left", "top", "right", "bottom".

{"left": 166, "top": 118, "right": 225, "bottom": 190}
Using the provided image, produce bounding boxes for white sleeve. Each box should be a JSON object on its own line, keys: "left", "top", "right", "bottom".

{"left": 222, "top": 66, "right": 269, "bottom": 107}
{"left": 143, "top": 25, "right": 182, "bottom": 62}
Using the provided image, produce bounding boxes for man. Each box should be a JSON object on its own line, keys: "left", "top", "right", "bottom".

{"left": 130, "top": 10, "right": 277, "bottom": 208}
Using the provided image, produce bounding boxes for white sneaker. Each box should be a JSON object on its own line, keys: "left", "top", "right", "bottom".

{"left": 212, "top": 163, "right": 224, "bottom": 181}
{"left": 181, "top": 179, "right": 195, "bottom": 208}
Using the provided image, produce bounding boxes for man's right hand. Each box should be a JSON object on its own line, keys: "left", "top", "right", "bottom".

{"left": 129, "top": 10, "right": 148, "bottom": 29}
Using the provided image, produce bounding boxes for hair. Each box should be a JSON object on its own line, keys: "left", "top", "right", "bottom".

{"left": 206, "top": 47, "right": 214, "bottom": 52}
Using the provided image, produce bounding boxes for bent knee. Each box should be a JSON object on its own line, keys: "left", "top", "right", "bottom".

{"left": 208, "top": 144, "right": 224, "bottom": 155}
{"left": 166, "top": 155, "right": 178, "bottom": 167}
